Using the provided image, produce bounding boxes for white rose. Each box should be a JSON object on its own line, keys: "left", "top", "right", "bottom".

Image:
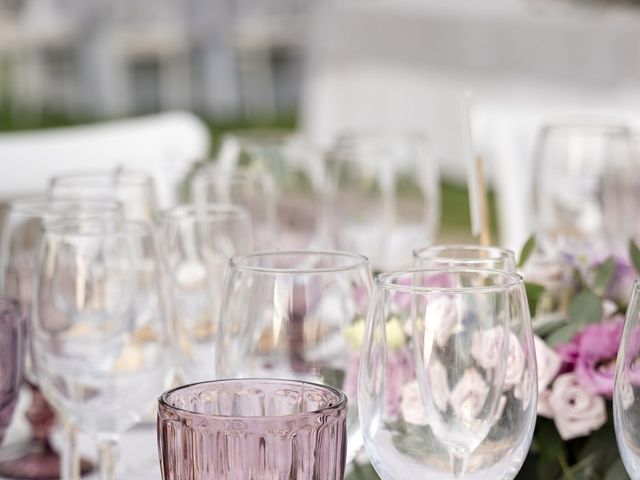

{"left": 534, "top": 336, "right": 562, "bottom": 392}
{"left": 505, "top": 333, "right": 525, "bottom": 387}
{"left": 471, "top": 327, "right": 505, "bottom": 370}
{"left": 425, "top": 296, "right": 463, "bottom": 348}
{"left": 428, "top": 360, "right": 450, "bottom": 412}
{"left": 514, "top": 368, "right": 534, "bottom": 412}
{"left": 449, "top": 368, "right": 489, "bottom": 420}
{"left": 401, "top": 380, "right": 427, "bottom": 425}
{"left": 537, "top": 389, "right": 554, "bottom": 418}
{"left": 547, "top": 373, "right": 607, "bottom": 441}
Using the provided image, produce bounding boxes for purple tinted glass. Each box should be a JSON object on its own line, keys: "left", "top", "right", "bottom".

{"left": 158, "top": 379, "right": 347, "bottom": 480}
{"left": 0, "top": 296, "right": 24, "bottom": 443}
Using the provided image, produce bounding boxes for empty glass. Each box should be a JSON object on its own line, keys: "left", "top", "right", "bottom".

{"left": 533, "top": 123, "right": 638, "bottom": 254}
{"left": 359, "top": 268, "right": 537, "bottom": 479}
{"left": 157, "top": 378, "right": 348, "bottom": 480}
{"left": 614, "top": 279, "right": 640, "bottom": 478}
{"left": 216, "top": 250, "right": 373, "bottom": 460}
{"left": 160, "top": 204, "right": 252, "bottom": 383}
{"left": 0, "top": 296, "right": 24, "bottom": 444}
{"left": 31, "top": 220, "right": 172, "bottom": 480}
{"left": 48, "top": 169, "right": 159, "bottom": 222}
{"left": 413, "top": 245, "right": 516, "bottom": 271}
{"left": 327, "top": 133, "right": 440, "bottom": 270}
{"left": 190, "top": 165, "right": 277, "bottom": 249}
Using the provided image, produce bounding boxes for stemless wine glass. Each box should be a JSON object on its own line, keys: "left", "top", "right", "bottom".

{"left": 0, "top": 296, "right": 24, "bottom": 444}
{"left": 190, "top": 165, "right": 277, "bottom": 249}
{"left": 157, "top": 378, "right": 348, "bottom": 480}
{"left": 327, "top": 133, "right": 441, "bottom": 270}
{"left": 49, "top": 169, "right": 159, "bottom": 222}
{"left": 413, "top": 245, "right": 516, "bottom": 271}
{"left": 216, "top": 250, "right": 373, "bottom": 460}
{"left": 614, "top": 279, "right": 640, "bottom": 479}
{"left": 0, "top": 198, "right": 122, "bottom": 480}
{"left": 359, "top": 268, "right": 537, "bottom": 479}
{"left": 160, "top": 204, "right": 252, "bottom": 383}
{"left": 533, "top": 122, "right": 638, "bottom": 254}
{"left": 214, "top": 130, "right": 327, "bottom": 249}
{"left": 31, "top": 220, "right": 172, "bottom": 480}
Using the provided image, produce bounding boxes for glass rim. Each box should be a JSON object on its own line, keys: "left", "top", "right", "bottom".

{"left": 49, "top": 169, "right": 154, "bottom": 187}
{"left": 376, "top": 267, "right": 524, "bottom": 294}
{"left": 158, "top": 378, "right": 348, "bottom": 421}
{"left": 43, "top": 219, "right": 152, "bottom": 239}
{"left": 162, "top": 203, "right": 250, "bottom": 223}
{"left": 412, "top": 244, "right": 516, "bottom": 261}
{"left": 9, "top": 197, "right": 123, "bottom": 216}
{"left": 229, "top": 250, "right": 369, "bottom": 274}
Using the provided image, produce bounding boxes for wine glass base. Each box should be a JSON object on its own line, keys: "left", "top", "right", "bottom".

{"left": 0, "top": 443, "right": 94, "bottom": 479}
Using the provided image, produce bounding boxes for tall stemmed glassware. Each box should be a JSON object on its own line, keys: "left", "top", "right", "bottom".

{"left": 160, "top": 204, "right": 252, "bottom": 383}
{"left": 190, "top": 165, "right": 277, "bottom": 249}
{"left": 0, "top": 296, "right": 24, "bottom": 444}
{"left": 0, "top": 198, "right": 122, "bottom": 480}
{"left": 413, "top": 245, "right": 516, "bottom": 271}
{"left": 31, "top": 220, "right": 172, "bottom": 480}
{"left": 327, "top": 133, "right": 440, "bottom": 270}
{"left": 214, "top": 130, "right": 327, "bottom": 249}
{"left": 359, "top": 268, "right": 537, "bottom": 479}
{"left": 533, "top": 123, "right": 637, "bottom": 254}
{"left": 614, "top": 280, "right": 640, "bottom": 479}
{"left": 49, "top": 169, "right": 158, "bottom": 222}
{"left": 216, "top": 250, "right": 373, "bottom": 461}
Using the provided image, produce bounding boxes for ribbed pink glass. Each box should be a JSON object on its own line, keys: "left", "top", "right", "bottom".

{"left": 157, "top": 379, "right": 348, "bottom": 480}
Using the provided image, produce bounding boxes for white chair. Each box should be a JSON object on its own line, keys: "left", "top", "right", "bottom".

{"left": 0, "top": 111, "right": 210, "bottom": 207}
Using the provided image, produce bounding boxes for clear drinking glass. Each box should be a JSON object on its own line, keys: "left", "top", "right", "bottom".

{"left": 0, "top": 198, "right": 122, "bottom": 480}
{"left": 413, "top": 245, "right": 516, "bottom": 271}
{"left": 157, "top": 378, "right": 348, "bottom": 480}
{"left": 216, "top": 250, "right": 373, "bottom": 460}
{"left": 533, "top": 122, "right": 637, "bottom": 254}
{"left": 327, "top": 133, "right": 440, "bottom": 270}
{"left": 190, "top": 164, "right": 277, "bottom": 249}
{"left": 160, "top": 204, "right": 252, "bottom": 384}
{"left": 359, "top": 268, "right": 537, "bottom": 479}
{"left": 31, "top": 220, "right": 172, "bottom": 480}
{"left": 48, "top": 169, "right": 159, "bottom": 222}
{"left": 214, "top": 130, "right": 327, "bottom": 249}
{"left": 0, "top": 295, "right": 24, "bottom": 444}
{"left": 614, "top": 279, "right": 640, "bottom": 479}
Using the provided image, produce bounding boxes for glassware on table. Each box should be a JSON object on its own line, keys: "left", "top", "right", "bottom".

{"left": 48, "top": 169, "right": 158, "bottom": 222}
{"left": 326, "top": 133, "right": 440, "bottom": 271}
{"left": 0, "top": 198, "right": 122, "bottom": 480}
{"left": 190, "top": 165, "right": 277, "bottom": 249}
{"left": 214, "top": 130, "right": 327, "bottom": 249}
{"left": 216, "top": 250, "right": 373, "bottom": 461}
{"left": 31, "top": 219, "right": 172, "bottom": 480}
{"left": 359, "top": 268, "right": 537, "bottom": 479}
{"left": 160, "top": 204, "right": 252, "bottom": 384}
{"left": 157, "top": 378, "right": 348, "bottom": 480}
{"left": 614, "top": 279, "right": 640, "bottom": 479}
{"left": 413, "top": 245, "right": 516, "bottom": 271}
{"left": 0, "top": 296, "right": 24, "bottom": 444}
{"left": 533, "top": 122, "right": 638, "bottom": 254}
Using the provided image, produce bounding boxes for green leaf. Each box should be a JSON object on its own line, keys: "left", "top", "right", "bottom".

{"left": 546, "top": 322, "right": 584, "bottom": 347}
{"left": 518, "top": 234, "right": 537, "bottom": 268}
{"left": 592, "top": 257, "right": 615, "bottom": 296}
{"left": 525, "top": 282, "right": 545, "bottom": 318}
{"left": 569, "top": 291, "right": 603, "bottom": 326}
{"left": 534, "top": 315, "right": 568, "bottom": 337}
{"left": 605, "top": 458, "right": 631, "bottom": 480}
{"left": 630, "top": 239, "right": 640, "bottom": 274}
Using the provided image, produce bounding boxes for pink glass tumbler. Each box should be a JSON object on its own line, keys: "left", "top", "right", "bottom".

{"left": 158, "top": 379, "right": 347, "bottom": 480}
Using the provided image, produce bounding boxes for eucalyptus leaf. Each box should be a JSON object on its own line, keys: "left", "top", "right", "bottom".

{"left": 533, "top": 315, "right": 568, "bottom": 337}
{"left": 546, "top": 322, "right": 584, "bottom": 347}
{"left": 605, "top": 458, "right": 631, "bottom": 480}
{"left": 630, "top": 239, "right": 640, "bottom": 275}
{"left": 525, "top": 282, "right": 545, "bottom": 319}
{"left": 569, "top": 291, "right": 603, "bottom": 326}
{"left": 518, "top": 234, "right": 537, "bottom": 268}
{"left": 592, "top": 257, "right": 615, "bottom": 297}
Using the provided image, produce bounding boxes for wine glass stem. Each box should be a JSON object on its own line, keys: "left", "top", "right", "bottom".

{"left": 61, "top": 421, "right": 80, "bottom": 480}
{"left": 97, "top": 435, "right": 120, "bottom": 480}
{"left": 449, "top": 448, "right": 469, "bottom": 479}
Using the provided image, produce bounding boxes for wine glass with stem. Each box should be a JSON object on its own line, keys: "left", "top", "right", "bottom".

{"left": 216, "top": 250, "right": 373, "bottom": 462}
{"left": 159, "top": 203, "right": 252, "bottom": 384}
{"left": 30, "top": 219, "right": 172, "bottom": 480}
{"left": 413, "top": 245, "right": 516, "bottom": 271}
{"left": 614, "top": 279, "right": 640, "bottom": 479}
{"left": 359, "top": 267, "right": 537, "bottom": 479}
{"left": 0, "top": 198, "right": 122, "bottom": 480}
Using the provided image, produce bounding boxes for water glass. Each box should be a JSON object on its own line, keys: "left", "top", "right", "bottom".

{"left": 413, "top": 245, "right": 516, "bottom": 271}
{"left": 0, "top": 295, "right": 24, "bottom": 444}
{"left": 157, "top": 378, "right": 347, "bottom": 480}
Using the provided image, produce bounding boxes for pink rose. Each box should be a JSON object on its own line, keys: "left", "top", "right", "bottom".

{"left": 449, "top": 368, "right": 489, "bottom": 420}
{"left": 537, "top": 389, "right": 554, "bottom": 418}
{"left": 504, "top": 333, "right": 525, "bottom": 387}
{"left": 400, "top": 380, "right": 427, "bottom": 425}
{"left": 425, "top": 296, "right": 463, "bottom": 348}
{"left": 547, "top": 372, "right": 607, "bottom": 440}
{"left": 534, "top": 336, "right": 562, "bottom": 391}
{"left": 471, "top": 327, "right": 506, "bottom": 371}
{"left": 428, "top": 359, "right": 450, "bottom": 412}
